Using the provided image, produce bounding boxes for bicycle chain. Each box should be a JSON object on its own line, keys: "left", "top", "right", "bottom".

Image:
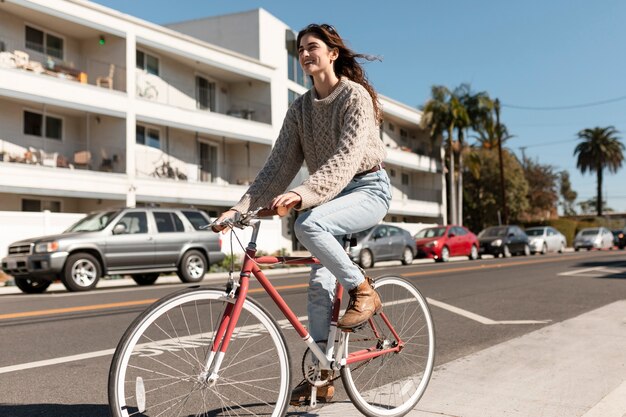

{"left": 300, "top": 337, "right": 380, "bottom": 384}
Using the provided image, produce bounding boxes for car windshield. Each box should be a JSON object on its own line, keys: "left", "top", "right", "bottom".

{"left": 526, "top": 229, "right": 545, "bottom": 236}
{"left": 65, "top": 210, "right": 119, "bottom": 232}
{"left": 478, "top": 227, "right": 507, "bottom": 238}
{"left": 580, "top": 229, "right": 599, "bottom": 236}
{"left": 353, "top": 227, "right": 374, "bottom": 242}
{"left": 415, "top": 227, "right": 446, "bottom": 238}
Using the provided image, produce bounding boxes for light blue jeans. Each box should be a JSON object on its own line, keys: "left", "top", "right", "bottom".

{"left": 294, "top": 169, "right": 392, "bottom": 343}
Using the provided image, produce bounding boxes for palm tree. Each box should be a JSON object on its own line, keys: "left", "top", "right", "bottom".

{"left": 574, "top": 126, "right": 624, "bottom": 216}
{"left": 454, "top": 85, "right": 493, "bottom": 224}
{"left": 421, "top": 86, "right": 457, "bottom": 224}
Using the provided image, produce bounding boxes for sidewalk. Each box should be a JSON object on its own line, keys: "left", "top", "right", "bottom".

{"left": 314, "top": 300, "right": 626, "bottom": 417}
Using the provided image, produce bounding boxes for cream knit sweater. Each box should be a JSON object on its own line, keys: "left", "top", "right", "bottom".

{"left": 232, "top": 78, "right": 386, "bottom": 213}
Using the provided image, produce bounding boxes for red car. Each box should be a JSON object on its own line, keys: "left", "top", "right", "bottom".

{"left": 414, "top": 225, "right": 479, "bottom": 262}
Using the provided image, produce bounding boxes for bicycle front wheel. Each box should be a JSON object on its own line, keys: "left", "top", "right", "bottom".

{"left": 108, "top": 287, "right": 291, "bottom": 417}
{"left": 341, "top": 276, "right": 435, "bottom": 417}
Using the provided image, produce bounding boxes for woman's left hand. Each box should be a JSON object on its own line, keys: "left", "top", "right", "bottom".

{"left": 271, "top": 191, "right": 302, "bottom": 210}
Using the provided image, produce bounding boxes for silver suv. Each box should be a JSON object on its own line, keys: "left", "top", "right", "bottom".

{"left": 1, "top": 207, "right": 225, "bottom": 293}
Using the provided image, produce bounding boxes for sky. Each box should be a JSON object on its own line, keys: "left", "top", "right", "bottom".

{"left": 92, "top": 0, "right": 626, "bottom": 213}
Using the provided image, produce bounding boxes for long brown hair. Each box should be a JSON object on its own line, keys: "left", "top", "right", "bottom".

{"left": 297, "top": 24, "right": 382, "bottom": 124}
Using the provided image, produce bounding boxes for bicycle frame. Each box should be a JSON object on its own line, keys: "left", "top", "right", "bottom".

{"left": 203, "top": 220, "right": 405, "bottom": 383}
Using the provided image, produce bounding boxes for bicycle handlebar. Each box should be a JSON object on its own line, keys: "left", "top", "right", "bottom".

{"left": 210, "top": 202, "right": 297, "bottom": 232}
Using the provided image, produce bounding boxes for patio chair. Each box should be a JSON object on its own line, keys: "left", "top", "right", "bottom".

{"left": 73, "top": 150, "right": 91, "bottom": 169}
{"left": 96, "top": 64, "right": 115, "bottom": 89}
{"left": 41, "top": 150, "right": 58, "bottom": 167}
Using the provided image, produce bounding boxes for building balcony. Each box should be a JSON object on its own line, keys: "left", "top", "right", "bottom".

{"left": 0, "top": 66, "right": 128, "bottom": 117}
{"left": 0, "top": 160, "right": 129, "bottom": 200}
{"left": 385, "top": 147, "right": 441, "bottom": 173}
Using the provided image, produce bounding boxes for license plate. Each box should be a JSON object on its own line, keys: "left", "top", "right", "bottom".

{"left": 7, "top": 260, "right": 17, "bottom": 269}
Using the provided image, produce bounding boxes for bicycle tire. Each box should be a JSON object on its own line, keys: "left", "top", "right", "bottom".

{"left": 341, "top": 276, "right": 435, "bottom": 417}
{"left": 108, "top": 287, "right": 291, "bottom": 417}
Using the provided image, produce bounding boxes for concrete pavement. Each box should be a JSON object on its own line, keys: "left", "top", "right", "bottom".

{"left": 313, "top": 300, "right": 626, "bottom": 417}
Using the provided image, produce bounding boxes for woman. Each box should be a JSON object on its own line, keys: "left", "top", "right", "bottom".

{"left": 215, "top": 23, "right": 391, "bottom": 404}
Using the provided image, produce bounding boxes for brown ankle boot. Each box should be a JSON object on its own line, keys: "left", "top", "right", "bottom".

{"left": 337, "top": 277, "right": 382, "bottom": 330}
{"left": 289, "top": 370, "right": 334, "bottom": 406}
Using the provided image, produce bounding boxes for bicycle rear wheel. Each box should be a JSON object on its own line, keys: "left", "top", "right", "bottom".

{"left": 108, "top": 287, "right": 291, "bottom": 417}
{"left": 341, "top": 276, "right": 435, "bottom": 417}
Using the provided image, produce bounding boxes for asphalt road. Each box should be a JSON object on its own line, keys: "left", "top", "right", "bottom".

{"left": 0, "top": 249, "right": 625, "bottom": 417}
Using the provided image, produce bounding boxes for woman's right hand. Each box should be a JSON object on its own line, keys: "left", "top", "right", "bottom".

{"left": 212, "top": 209, "right": 238, "bottom": 233}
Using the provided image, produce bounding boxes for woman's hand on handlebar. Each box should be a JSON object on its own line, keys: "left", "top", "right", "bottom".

{"left": 271, "top": 191, "right": 301, "bottom": 211}
{"left": 212, "top": 209, "right": 238, "bottom": 233}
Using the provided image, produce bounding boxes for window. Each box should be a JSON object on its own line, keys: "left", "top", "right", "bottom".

{"left": 196, "top": 76, "right": 216, "bottom": 111}
{"left": 116, "top": 212, "right": 148, "bottom": 234}
{"left": 23, "top": 110, "right": 62, "bottom": 140}
{"left": 22, "top": 198, "right": 61, "bottom": 212}
{"left": 136, "top": 125, "right": 160, "bottom": 149}
{"left": 25, "top": 26, "right": 63, "bottom": 59}
{"left": 154, "top": 212, "right": 185, "bottom": 233}
{"left": 401, "top": 173, "right": 409, "bottom": 185}
{"left": 136, "top": 50, "right": 159, "bottom": 76}
{"left": 388, "top": 227, "right": 400, "bottom": 236}
{"left": 400, "top": 128, "right": 408, "bottom": 138}
{"left": 182, "top": 210, "right": 210, "bottom": 231}
{"left": 285, "top": 30, "right": 310, "bottom": 88}
{"left": 389, "top": 123, "right": 395, "bottom": 132}
{"left": 288, "top": 89, "right": 300, "bottom": 107}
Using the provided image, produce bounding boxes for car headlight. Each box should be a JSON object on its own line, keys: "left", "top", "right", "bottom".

{"left": 491, "top": 239, "right": 502, "bottom": 246}
{"left": 35, "top": 241, "right": 59, "bottom": 253}
{"left": 425, "top": 240, "right": 438, "bottom": 247}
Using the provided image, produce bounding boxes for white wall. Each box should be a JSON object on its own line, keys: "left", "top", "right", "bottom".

{"left": 0, "top": 211, "right": 84, "bottom": 258}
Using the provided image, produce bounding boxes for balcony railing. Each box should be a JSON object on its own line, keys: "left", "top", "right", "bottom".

{"left": 1, "top": 35, "right": 126, "bottom": 91}
{"left": 135, "top": 70, "right": 271, "bottom": 124}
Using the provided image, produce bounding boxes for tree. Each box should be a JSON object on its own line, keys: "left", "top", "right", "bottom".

{"left": 453, "top": 84, "right": 493, "bottom": 226}
{"left": 574, "top": 126, "right": 624, "bottom": 216}
{"left": 462, "top": 147, "right": 529, "bottom": 232}
{"left": 422, "top": 86, "right": 468, "bottom": 224}
{"left": 558, "top": 171, "right": 577, "bottom": 216}
{"left": 522, "top": 158, "right": 559, "bottom": 220}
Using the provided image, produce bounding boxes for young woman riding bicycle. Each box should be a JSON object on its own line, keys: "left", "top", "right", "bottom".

{"left": 215, "top": 23, "right": 391, "bottom": 405}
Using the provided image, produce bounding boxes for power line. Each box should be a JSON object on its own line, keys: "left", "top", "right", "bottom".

{"left": 502, "top": 94, "right": 626, "bottom": 111}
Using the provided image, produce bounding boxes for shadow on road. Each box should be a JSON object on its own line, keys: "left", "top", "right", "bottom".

{"left": 571, "top": 258, "right": 626, "bottom": 279}
{"left": 0, "top": 403, "right": 109, "bottom": 417}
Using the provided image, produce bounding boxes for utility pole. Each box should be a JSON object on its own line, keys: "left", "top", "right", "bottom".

{"left": 495, "top": 99, "right": 508, "bottom": 224}
{"left": 519, "top": 146, "right": 527, "bottom": 169}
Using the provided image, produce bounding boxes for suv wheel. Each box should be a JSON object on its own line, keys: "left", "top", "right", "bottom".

{"left": 62, "top": 253, "right": 101, "bottom": 291}
{"left": 177, "top": 250, "right": 207, "bottom": 283}
{"left": 15, "top": 277, "right": 52, "bottom": 294}
{"left": 131, "top": 273, "right": 160, "bottom": 286}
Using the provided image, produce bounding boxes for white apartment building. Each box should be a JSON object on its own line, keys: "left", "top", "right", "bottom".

{"left": 0, "top": 0, "right": 444, "bottom": 255}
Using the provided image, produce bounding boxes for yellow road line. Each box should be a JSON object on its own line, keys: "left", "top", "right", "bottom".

{"left": 0, "top": 284, "right": 306, "bottom": 321}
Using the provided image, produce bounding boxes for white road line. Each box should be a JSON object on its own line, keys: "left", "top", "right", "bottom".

{"left": 581, "top": 380, "right": 626, "bottom": 417}
{"left": 0, "top": 296, "right": 548, "bottom": 375}
{"left": 427, "top": 298, "right": 550, "bottom": 325}
{"left": 559, "top": 267, "right": 606, "bottom": 276}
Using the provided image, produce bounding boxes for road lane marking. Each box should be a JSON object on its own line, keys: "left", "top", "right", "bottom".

{"left": 402, "top": 252, "right": 623, "bottom": 278}
{"left": 426, "top": 298, "right": 550, "bottom": 325}
{"left": 0, "top": 285, "right": 305, "bottom": 321}
{"left": 0, "top": 315, "right": 304, "bottom": 375}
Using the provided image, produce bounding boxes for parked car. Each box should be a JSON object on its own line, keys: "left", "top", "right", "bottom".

{"left": 477, "top": 225, "right": 530, "bottom": 258}
{"left": 1, "top": 207, "right": 225, "bottom": 293}
{"left": 573, "top": 227, "right": 614, "bottom": 251}
{"left": 414, "top": 225, "right": 479, "bottom": 262}
{"left": 611, "top": 229, "right": 625, "bottom": 249}
{"left": 525, "top": 226, "right": 567, "bottom": 254}
{"left": 348, "top": 224, "right": 415, "bottom": 268}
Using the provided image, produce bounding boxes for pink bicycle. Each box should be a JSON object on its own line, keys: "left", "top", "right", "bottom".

{"left": 108, "top": 207, "right": 435, "bottom": 417}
